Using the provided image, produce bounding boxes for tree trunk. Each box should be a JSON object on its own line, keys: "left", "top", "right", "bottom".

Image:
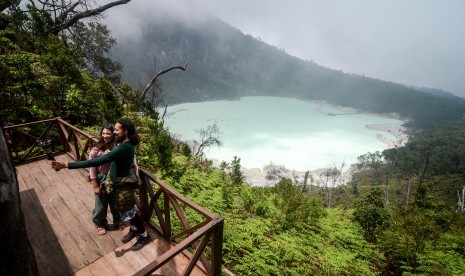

{"left": 385, "top": 184, "right": 389, "bottom": 206}
{"left": 404, "top": 177, "right": 412, "bottom": 206}
{"left": 327, "top": 190, "right": 332, "bottom": 208}
{"left": 457, "top": 186, "right": 465, "bottom": 212}
{"left": 0, "top": 126, "right": 38, "bottom": 275}
{"left": 302, "top": 171, "right": 309, "bottom": 193}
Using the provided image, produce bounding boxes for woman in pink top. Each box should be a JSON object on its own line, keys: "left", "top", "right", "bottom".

{"left": 89, "top": 123, "right": 121, "bottom": 235}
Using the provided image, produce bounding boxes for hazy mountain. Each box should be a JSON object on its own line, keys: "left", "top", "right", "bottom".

{"left": 414, "top": 86, "right": 461, "bottom": 100}
{"left": 110, "top": 15, "right": 465, "bottom": 130}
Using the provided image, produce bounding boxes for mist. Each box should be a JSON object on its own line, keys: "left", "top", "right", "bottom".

{"left": 104, "top": 0, "right": 465, "bottom": 98}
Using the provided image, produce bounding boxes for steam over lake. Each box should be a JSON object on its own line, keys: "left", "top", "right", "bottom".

{"left": 164, "top": 96, "right": 404, "bottom": 172}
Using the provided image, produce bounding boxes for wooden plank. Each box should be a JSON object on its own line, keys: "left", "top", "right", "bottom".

{"left": 115, "top": 237, "right": 151, "bottom": 271}
{"left": 145, "top": 227, "right": 206, "bottom": 275}
{"left": 73, "top": 235, "right": 179, "bottom": 276}
{"left": 17, "top": 173, "right": 54, "bottom": 276}
{"left": 33, "top": 160, "right": 104, "bottom": 265}
{"left": 36, "top": 159, "right": 120, "bottom": 255}
{"left": 17, "top": 163, "right": 83, "bottom": 274}
{"left": 137, "top": 238, "right": 177, "bottom": 275}
{"left": 72, "top": 265, "right": 94, "bottom": 276}
{"left": 79, "top": 257, "right": 116, "bottom": 276}
{"left": 103, "top": 249, "right": 138, "bottom": 275}
{"left": 57, "top": 155, "right": 127, "bottom": 247}
{"left": 22, "top": 161, "right": 95, "bottom": 270}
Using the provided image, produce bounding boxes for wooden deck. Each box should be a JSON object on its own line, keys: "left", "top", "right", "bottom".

{"left": 16, "top": 154, "right": 205, "bottom": 276}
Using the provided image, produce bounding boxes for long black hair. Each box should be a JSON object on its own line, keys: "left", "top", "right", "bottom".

{"left": 116, "top": 119, "right": 140, "bottom": 146}
{"left": 95, "top": 123, "right": 115, "bottom": 150}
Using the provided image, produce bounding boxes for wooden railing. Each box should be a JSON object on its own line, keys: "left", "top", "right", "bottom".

{"left": 4, "top": 118, "right": 224, "bottom": 276}
{"left": 4, "top": 117, "right": 98, "bottom": 164}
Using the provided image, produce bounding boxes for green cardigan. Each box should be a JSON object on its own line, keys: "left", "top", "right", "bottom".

{"left": 68, "top": 141, "right": 136, "bottom": 181}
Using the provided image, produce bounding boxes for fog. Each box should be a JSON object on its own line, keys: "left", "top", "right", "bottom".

{"left": 104, "top": 0, "right": 465, "bottom": 98}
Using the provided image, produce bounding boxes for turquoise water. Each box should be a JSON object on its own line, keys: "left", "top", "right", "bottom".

{"left": 164, "top": 96, "right": 402, "bottom": 171}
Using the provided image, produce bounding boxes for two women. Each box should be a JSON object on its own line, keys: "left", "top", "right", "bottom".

{"left": 52, "top": 119, "right": 151, "bottom": 251}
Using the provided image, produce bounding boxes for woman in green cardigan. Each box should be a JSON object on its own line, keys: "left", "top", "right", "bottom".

{"left": 51, "top": 119, "right": 151, "bottom": 251}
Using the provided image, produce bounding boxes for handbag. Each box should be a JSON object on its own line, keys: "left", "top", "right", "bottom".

{"left": 103, "top": 173, "right": 141, "bottom": 212}
{"left": 103, "top": 172, "right": 141, "bottom": 194}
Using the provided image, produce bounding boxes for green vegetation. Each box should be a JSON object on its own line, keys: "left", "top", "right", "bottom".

{"left": 2, "top": 2, "right": 465, "bottom": 275}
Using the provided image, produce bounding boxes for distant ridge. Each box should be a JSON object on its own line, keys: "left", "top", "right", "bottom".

{"left": 110, "top": 14, "right": 465, "bottom": 130}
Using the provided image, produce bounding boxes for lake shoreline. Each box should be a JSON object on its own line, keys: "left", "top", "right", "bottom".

{"left": 239, "top": 98, "right": 409, "bottom": 187}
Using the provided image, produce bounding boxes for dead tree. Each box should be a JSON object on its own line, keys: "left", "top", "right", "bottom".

{"left": 192, "top": 122, "right": 222, "bottom": 165}
{"left": 318, "top": 161, "right": 345, "bottom": 208}
{"left": 404, "top": 175, "right": 414, "bottom": 206}
{"left": 301, "top": 170, "right": 309, "bottom": 193}
{"left": 140, "top": 63, "right": 189, "bottom": 102}
{"left": 0, "top": 126, "right": 39, "bottom": 275}
{"left": 457, "top": 186, "right": 465, "bottom": 212}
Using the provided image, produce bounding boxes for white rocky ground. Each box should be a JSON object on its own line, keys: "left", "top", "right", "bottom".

{"left": 241, "top": 109, "right": 408, "bottom": 187}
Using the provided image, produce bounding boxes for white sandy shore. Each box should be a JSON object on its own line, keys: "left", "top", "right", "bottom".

{"left": 242, "top": 163, "right": 359, "bottom": 187}
{"left": 365, "top": 123, "right": 408, "bottom": 148}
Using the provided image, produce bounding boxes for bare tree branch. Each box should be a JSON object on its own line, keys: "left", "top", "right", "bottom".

{"left": 52, "top": 0, "right": 131, "bottom": 34}
{"left": 56, "top": 2, "right": 80, "bottom": 24}
{"left": 140, "top": 62, "right": 189, "bottom": 101}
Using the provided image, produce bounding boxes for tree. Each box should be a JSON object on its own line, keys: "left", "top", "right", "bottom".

{"left": 353, "top": 188, "right": 390, "bottom": 243}
{"left": 193, "top": 122, "right": 222, "bottom": 165}
{"left": 1, "top": 0, "right": 20, "bottom": 12}
{"left": 3, "top": 1, "right": 129, "bottom": 82}
{"left": 1, "top": 1, "right": 130, "bottom": 124}
{"left": 0, "top": 27, "right": 83, "bottom": 123}
{"left": 230, "top": 156, "right": 243, "bottom": 185}
{"left": 0, "top": 125, "right": 39, "bottom": 275}
{"left": 273, "top": 178, "right": 324, "bottom": 230}
{"left": 357, "top": 151, "right": 384, "bottom": 184}
{"left": 20, "top": 0, "right": 132, "bottom": 35}
{"left": 96, "top": 78, "right": 123, "bottom": 122}
{"left": 381, "top": 206, "right": 441, "bottom": 273}
{"left": 63, "top": 21, "right": 122, "bottom": 82}
{"left": 317, "top": 161, "right": 345, "bottom": 208}
{"left": 263, "top": 162, "right": 289, "bottom": 181}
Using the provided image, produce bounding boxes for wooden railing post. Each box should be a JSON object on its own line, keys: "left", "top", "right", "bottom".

{"left": 163, "top": 191, "right": 171, "bottom": 239}
{"left": 56, "top": 119, "right": 70, "bottom": 153}
{"left": 211, "top": 217, "right": 224, "bottom": 276}
{"left": 138, "top": 172, "right": 149, "bottom": 221}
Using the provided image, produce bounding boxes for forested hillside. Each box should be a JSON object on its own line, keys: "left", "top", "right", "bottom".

{"left": 111, "top": 16, "right": 465, "bottom": 130}
{"left": 2, "top": 1, "right": 465, "bottom": 275}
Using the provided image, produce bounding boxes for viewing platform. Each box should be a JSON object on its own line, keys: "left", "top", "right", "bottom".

{"left": 6, "top": 118, "right": 224, "bottom": 276}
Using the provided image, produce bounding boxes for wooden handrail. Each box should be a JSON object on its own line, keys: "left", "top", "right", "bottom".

{"left": 138, "top": 168, "right": 224, "bottom": 275}
{"left": 5, "top": 118, "right": 224, "bottom": 275}
{"left": 4, "top": 118, "right": 98, "bottom": 164}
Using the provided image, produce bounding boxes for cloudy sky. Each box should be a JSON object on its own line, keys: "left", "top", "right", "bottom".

{"left": 106, "top": 0, "right": 465, "bottom": 97}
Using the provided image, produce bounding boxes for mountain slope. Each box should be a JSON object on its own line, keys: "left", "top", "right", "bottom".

{"left": 110, "top": 15, "right": 465, "bottom": 130}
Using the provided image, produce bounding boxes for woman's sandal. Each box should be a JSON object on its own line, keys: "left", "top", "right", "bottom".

{"left": 97, "top": 226, "right": 107, "bottom": 235}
